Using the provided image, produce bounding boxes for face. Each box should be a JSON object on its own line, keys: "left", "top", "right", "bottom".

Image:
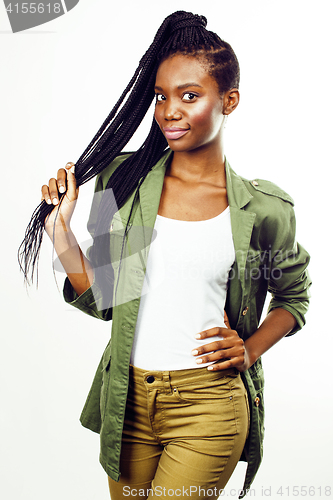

{"left": 154, "top": 54, "right": 226, "bottom": 153}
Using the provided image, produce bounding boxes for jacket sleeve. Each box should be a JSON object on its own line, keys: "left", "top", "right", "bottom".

{"left": 265, "top": 202, "right": 311, "bottom": 335}
{"left": 63, "top": 272, "right": 113, "bottom": 321}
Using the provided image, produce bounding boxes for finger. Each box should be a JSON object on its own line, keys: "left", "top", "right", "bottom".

{"left": 194, "top": 349, "right": 230, "bottom": 365}
{"left": 65, "top": 161, "right": 75, "bottom": 173}
{"left": 207, "top": 352, "right": 246, "bottom": 371}
{"left": 197, "top": 327, "right": 240, "bottom": 343}
{"left": 193, "top": 341, "right": 244, "bottom": 363}
{"left": 41, "top": 184, "right": 52, "bottom": 205}
{"left": 191, "top": 340, "right": 224, "bottom": 357}
{"left": 194, "top": 335, "right": 243, "bottom": 354}
{"left": 224, "top": 310, "right": 231, "bottom": 329}
{"left": 207, "top": 359, "right": 234, "bottom": 371}
{"left": 48, "top": 178, "right": 60, "bottom": 205}
{"left": 195, "top": 353, "right": 230, "bottom": 365}
{"left": 57, "top": 168, "right": 67, "bottom": 194}
{"left": 65, "top": 163, "right": 78, "bottom": 201}
{"left": 195, "top": 326, "right": 223, "bottom": 339}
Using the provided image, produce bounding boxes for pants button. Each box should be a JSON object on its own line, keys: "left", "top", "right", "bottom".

{"left": 146, "top": 375, "right": 155, "bottom": 383}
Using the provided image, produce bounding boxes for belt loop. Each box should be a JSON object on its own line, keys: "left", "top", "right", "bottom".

{"left": 162, "top": 372, "right": 171, "bottom": 392}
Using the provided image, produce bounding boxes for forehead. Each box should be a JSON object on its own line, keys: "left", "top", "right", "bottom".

{"left": 155, "top": 53, "right": 216, "bottom": 88}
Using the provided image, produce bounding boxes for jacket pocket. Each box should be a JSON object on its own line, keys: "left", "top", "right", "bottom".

{"left": 248, "top": 360, "right": 265, "bottom": 444}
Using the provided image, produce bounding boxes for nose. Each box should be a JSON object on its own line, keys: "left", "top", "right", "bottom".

{"left": 164, "top": 101, "right": 182, "bottom": 121}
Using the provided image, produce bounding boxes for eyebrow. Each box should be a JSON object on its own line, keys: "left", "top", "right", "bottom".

{"left": 154, "top": 83, "right": 203, "bottom": 91}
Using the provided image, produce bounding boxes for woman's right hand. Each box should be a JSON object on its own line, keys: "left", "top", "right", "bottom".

{"left": 41, "top": 162, "right": 79, "bottom": 234}
{"left": 41, "top": 162, "right": 94, "bottom": 295}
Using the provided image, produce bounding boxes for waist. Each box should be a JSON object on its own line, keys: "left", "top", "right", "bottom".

{"left": 129, "top": 364, "right": 239, "bottom": 387}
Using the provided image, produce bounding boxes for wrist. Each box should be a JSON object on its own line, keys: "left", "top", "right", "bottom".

{"left": 243, "top": 341, "right": 259, "bottom": 369}
{"left": 44, "top": 225, "right": 78, "bottom": 259}
{"left": 44, "top": 220, "right": 72, "bottom": 238}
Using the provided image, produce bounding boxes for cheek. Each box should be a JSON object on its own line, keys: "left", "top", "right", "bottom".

{"left": 191, "top": 104, "right": 222, "bottom": 130}
{"left": 154, "top": 107, "right": 162, "bottom": 128}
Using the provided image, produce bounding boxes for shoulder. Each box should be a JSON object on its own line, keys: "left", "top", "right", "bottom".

{"left": 94, "top": 149, "right": 172, "bottom": 193}
{"left": 249, "top": 178, "right": 296, "bottom": 249}
{"left": 226, "top": 160, "right": 295, "bottom": 213}
{"left": 239, "top": 174, "right": 296, "bottom": 230}
{"left": 94, "top": 152, "right": 134, "bottom": 192}
{"left": 241, "top": 176, "right": 294, "bottom": 207}
{"left": 228, "top": 165, "right": 297, "bottom": 247}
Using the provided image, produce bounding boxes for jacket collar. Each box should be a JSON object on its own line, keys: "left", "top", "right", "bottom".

{"left": 138, "top": 150, "right": 254, "bottom": 223}
{"left": 225, "top": 159, "right": 253, "bottom": 209}
{"left": 225, "top": 159, "right": 256, "bottom": 277}
{"left": 138, "top": 149, "right": 172, "bottom": 228}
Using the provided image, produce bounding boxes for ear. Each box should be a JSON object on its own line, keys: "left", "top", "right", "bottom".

{"left": 222, "top": 89, "right": 240, "bottom": 115}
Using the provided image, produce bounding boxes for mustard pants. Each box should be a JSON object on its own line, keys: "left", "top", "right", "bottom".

{"left": 108, "top": 365, "right": 250, "bottom": 500}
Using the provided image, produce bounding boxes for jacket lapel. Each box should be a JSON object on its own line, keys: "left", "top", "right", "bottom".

{"left": 226, "top": 160, "right": 256, "bottom": 282}
{"left": 138, "top": 150, "right": 172, "bottom": 229}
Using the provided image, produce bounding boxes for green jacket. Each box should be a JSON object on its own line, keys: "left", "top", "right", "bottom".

{"left": 63, "top": 150, "right": 311, "bottom": 497}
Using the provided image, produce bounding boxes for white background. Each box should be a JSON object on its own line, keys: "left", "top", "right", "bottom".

{"left": 0, "top": 0, "right": 332, "bottom": 499}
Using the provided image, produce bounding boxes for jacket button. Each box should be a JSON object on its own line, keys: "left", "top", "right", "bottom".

{"left": 146, "top": 375, "right": 155, "bottom": 383}
{"left": 251, "top": 180, "right": 259, "bottom": 187}
{"left": 254, "top": 396, "right": 260, "bottom": 407}
{"left": 242, "top": 307, "right": 249, "bottom": 316}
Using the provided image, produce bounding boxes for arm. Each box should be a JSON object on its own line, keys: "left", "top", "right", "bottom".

{"left": 192, "top": 308, "right": 297, "bottom": 371}
{"left": 192, "top": 199, "right": 311, "bottom": 371}
{"left": 242, "top": 308, "right": 296, "bottom": 368}
{"left": 46, "top": 225, "right": 94, "bottom": 297}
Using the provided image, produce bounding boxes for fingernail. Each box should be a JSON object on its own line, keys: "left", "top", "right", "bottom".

{"left": 70, "top": 165, "right": 75, "bottom": 174}
{"left": 46, "top": 198, "right": 52, "bottom": 205}
{"left": 59, "top": 186, "right": 66, "bottom": 193}
{"left": 191, "top": 349, "right": 198, "bottom": 356}
{"left": 195, "top": 334, "right": 201, "bottom": 339}
{"left": 207, "top": 366, "right": 214, "bottom": 371}
{"left": 53, "top": 198, "right": 59, "bottom": 205}
{"left": 195, "top": 358, "right": 203, "bottom": 364}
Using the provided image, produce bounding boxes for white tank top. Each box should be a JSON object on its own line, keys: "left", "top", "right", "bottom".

{"left": 130, "top": 207, "right": 235, "bottom": 370}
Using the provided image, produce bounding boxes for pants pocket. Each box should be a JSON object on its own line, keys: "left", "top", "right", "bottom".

{"left": 173, "top": 374, "right": 235, "bottom": 404}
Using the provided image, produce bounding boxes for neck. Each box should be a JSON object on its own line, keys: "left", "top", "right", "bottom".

{"left": 169, "top": 143, "right": 226, "bottom": 187}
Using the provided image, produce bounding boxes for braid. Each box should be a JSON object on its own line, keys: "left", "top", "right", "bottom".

{"left": 18, "top": 10, "right": 240, "bottom": 284}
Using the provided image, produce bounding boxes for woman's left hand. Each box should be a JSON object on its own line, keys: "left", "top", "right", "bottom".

{"left": 191, "top": 313, "right": 251, "bottom": 372}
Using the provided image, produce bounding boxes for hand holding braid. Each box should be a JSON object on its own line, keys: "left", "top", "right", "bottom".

{"left": 41, "top": 162, "right": 79, "bottom": 236}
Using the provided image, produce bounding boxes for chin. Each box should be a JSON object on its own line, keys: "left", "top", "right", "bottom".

{"left": 165, "top": 138, "right": 197, "bottom": 153}
{"left": 167, "top": 141, "right": 208, "bottom": 154}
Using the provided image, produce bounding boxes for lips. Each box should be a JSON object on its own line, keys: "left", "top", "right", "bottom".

{"left": 163, "top": 127, "right": 190, "bottom": 140}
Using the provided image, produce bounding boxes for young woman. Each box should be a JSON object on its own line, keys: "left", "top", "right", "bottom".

{"left": 20, "top": 11, "right": 311, "bottom": 500}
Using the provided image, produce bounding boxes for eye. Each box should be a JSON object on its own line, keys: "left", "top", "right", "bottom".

{"left": 182, "top": 92, "right": 197, "bottom": 102}
{"left": 155, "top": 94, "right": 166, "bottom": 102}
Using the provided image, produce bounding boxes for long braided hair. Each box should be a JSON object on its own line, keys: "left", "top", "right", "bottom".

{"left": 18, "top": 10, "right": 240, "bottom": 285}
